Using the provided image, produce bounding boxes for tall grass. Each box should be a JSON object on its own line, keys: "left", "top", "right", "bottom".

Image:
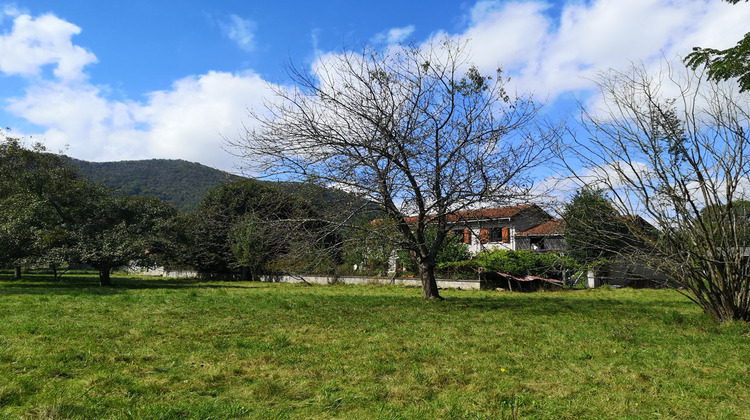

{"left": 1, "top": 274, "right": 748, "bottom": 419}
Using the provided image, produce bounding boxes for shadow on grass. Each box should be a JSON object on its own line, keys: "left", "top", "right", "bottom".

{"left": 0, "top": 274, "right": 262, "bottom": 296}
{"left": 440, "top": 292, "right": 693, "bottom": 318}
{"left": 0, "top": 274, "right": 693, "bottom": 321}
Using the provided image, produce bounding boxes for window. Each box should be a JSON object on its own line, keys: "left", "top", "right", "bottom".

{"left": 488, "top": 227, "right": 511, "bottom": 243}
{"left": 451, "top": 229, "right": 471, "bottom": 244}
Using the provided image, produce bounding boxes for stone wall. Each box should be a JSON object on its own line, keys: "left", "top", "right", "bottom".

{"left": 260, "top": 274, "right": 481, "bottom": 290}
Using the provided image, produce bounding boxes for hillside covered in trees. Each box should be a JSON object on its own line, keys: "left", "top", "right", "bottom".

{"left": 70, "top": 159, "right": 242, "bottom": 212}
{"left": 69, "top": 158, "right": 372, "bottom": 215}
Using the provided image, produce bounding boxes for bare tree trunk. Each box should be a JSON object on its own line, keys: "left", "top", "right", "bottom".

{"left": 13, "top": 265, "right": 21, "bottom": 279}
{"left": 99, "top": 268, "right": 112, "bottom": 286}
{"left": 419, "top": 262, "right": 442, "bottom": 300}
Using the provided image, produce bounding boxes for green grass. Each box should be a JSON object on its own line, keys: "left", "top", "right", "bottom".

{"left": 1, "top": 274, "right": 749, "bottom": 419}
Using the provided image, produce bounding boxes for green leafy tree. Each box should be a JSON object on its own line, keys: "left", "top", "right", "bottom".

{"left": 1, "top": 130, "right": 178, "bottom": 284}
{"left": 229, "top": 213, "right": 289, "bottom": 280}
{"left": 185, "top": 179, "right": 320, "bottom": 278}
{"left": 0, "top": 132, "right": 88, "bottom": 276}
{"left": 685, "top": 0, "right": 750, "bottom": 92}
{"left": 66, "top": 190, "right": 178, "bottom": 285}
{"left": 0, "top": 194, "right": 39, "bottom": 277}
{"left": 561, "top": 188, "right": 630, "bottom": 266}
{"left": 340, "top": 217, "right": 402, "bottom": 276}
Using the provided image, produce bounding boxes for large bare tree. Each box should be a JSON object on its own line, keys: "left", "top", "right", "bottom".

{"left": 231, "top": 39, "right": 554, "bottom": 299}
{"left": 564, "top": 62, "right": 750, "bottom": 322}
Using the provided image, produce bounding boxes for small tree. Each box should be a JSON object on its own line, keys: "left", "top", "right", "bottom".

{"left": 564, "top": 62, "right": 750, "bottom": 322}
{"left": 185, "top": 179, "right": 321, "bottom": 278}
{"left": 231, "top": 39, "right": 555, "bottom": 299}
{"left": 561, "top": 188, "right": 631, "bottom": 266}
{"left": 69, "top": 193, "right": 178, "bottom": 286}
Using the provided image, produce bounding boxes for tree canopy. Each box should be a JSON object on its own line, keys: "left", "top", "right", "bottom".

{"left": 561, "top": 188, "right": 632, "bottom": 266}
{"left": 1, "top": 131, "right": 178, "bottom": 285}
{"left": 182, "top": 179, "right": 324, "bottom": 279}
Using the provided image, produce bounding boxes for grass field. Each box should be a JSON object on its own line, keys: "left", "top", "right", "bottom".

{"left": 1, "top": 274, "right": 749, "bottom": 419}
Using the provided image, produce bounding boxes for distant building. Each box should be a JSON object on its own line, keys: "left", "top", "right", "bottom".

{"left": 405, "top": 204, "right": 565, "bottom": 255}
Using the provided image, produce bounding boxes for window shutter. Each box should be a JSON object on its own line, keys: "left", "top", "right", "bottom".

{"left": 502, "top": 226, "right": 510, "bottom": 243}
{"left": 480, "top": 228, "right": 488, "bottom": 244}
{"left": 463, "top": 228, "right": 471, "bottom": 244}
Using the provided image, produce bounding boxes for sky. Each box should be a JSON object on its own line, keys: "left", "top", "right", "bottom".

{"left": 1, "top": 0, "right": 748, "bottom": 173}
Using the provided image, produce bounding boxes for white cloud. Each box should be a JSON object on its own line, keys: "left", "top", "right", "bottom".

{"left": 0, "top": 9, "right": 279, "bottom": 172}
{"left": 220, "top": 14, "right": 256, "bottom": 52}
{"left": 455, "top": 0, "right": 750, "bottom": 99}
{"left": 7, "top": 82, "right": 119, "bottom": 156}
{"left": 134, "top": 71, "right": 274, "bottom": 169}
{"left": 371, "top": 25, "right": 416, "bottom": 44}
{"left": 463, "top": 1, "right": 550, "bottom": 72}
{"left": 5, "top": 70, "right": 276, "bottom": 172}
{"left": 0, "top": 12, "right": 96, "bottom": 80}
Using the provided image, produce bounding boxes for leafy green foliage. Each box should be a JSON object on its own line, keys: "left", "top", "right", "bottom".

{"left": 1, "top": 133, "right": 179, "bottom": 284}
{"left": 182, "top": 179, "right": 322, "bottom": 277}
{"left": 438, "top": 249, "right": 577, "bottom": 280}
{"left": 68, "top": 192, "right": 178, "bottom": 285}
{"left": 473, "top": 249, "right": 577, "bottom": 278}
{"left": 339, "top": 217, "right": 398, "bottom": 276}
{"left": 0, "top": 135, "right": 88, "bottom": 270}
{"left": 398, "top": 226, "right": 470, "bottom": 275}
{"left": 684, "top": 1, "right": 750, "bottom": 92}
{"left": 562, "top": 188, "right": 630, "bottom": 266}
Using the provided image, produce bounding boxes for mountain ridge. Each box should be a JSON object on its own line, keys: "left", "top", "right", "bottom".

{"left": 68, "top": 158, "right": 375, "bottom": 217}
{"left": 69, "top": 158, "right": 242, "bottom": 212}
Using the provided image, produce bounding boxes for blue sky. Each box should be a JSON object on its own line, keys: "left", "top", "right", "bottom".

{"left": 1, "top": 0, "right": 748, "bottom": 173}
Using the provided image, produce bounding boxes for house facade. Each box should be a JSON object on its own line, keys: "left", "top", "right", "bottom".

{"left": 412, "top": 204, "right": 565, "bottom": 255}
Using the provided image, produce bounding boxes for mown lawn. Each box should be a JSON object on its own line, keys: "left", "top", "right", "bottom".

{"left": 1, "top": 274, "right": 749, "bottom": 419}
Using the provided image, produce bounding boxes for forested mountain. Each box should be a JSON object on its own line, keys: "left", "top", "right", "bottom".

{"left": 69, "top": 158, "right": 375, "bottom": 215}
{"left": 70, "top": 158, "right": 242, "bottom": 212}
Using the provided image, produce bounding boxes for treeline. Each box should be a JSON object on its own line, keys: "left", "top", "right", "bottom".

{"left": 0, "top": 135, "right": 383, "bottom": 284}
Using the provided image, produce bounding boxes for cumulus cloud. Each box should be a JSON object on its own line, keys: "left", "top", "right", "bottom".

{"left": 220, "top": 14, "right": 256, "bottom": 52}
{"left": 134, "top": 71, "right": 273, "bottom": 167}
{"left": 456, "top": 0, "right": 750, "bottom": 99}
{"left": 0, "top": 10, "right": 275, "bottom": 171}
{"left": 371, "top": 25, "right": 416, "bottom": 44}
{"left": 0, "top": 12, "right": 96, "bottom": 80}
{"left": 6, "top": 71, "right": 275, "bottom": 171}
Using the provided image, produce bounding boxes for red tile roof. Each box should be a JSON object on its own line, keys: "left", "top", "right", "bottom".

{"left": 403, "top": 204, "right": 538, "bottom": 224}
{"left": 516, "top": 219, "right": 565, "bottom": 236}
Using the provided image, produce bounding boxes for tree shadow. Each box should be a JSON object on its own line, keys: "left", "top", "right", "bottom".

{"left": 438, "top": 290, "right": 695, "bottom": 320}
{"left": 0, "top": 274, "right": 696, "bottom": 323}
{"left": 0, "top": 274, "right": 265, "bottom": 296}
